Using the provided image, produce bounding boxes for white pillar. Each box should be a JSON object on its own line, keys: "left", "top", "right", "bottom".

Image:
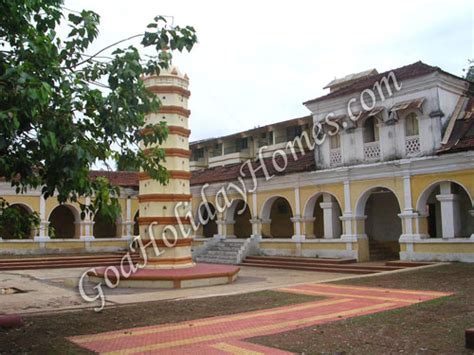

{"left": 436, "top": 182, "right": 461, "bottom": 239}
{"left": 341, "top": 180, "right": 353, "bottom": 237}
{"left": 80, "top": 197, "right": 95, "bottom": 241}
{"left": 291, "top": 187, "right": 303, "bottom": 240}
{"left": 216, "top": 218, "right": 225, "bottom": 238}
{"left": 35, "top": 195, "right": 50, "bottom": 241}
{"left": 320, "top": 195, "right": 341, "bottom": 239}
{"left": 250, "top": 217, "right": 262, "bottom": 236}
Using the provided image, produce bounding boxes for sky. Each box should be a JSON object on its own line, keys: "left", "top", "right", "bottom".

{"left": 65, "top": 0, "right": 473, "bottom": 142}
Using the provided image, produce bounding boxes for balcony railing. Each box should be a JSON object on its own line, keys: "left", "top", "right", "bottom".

{"left": 364, "top": 141, "right": 381, "bottom": 160}
{"left": 405, "top": 135, "right": 420, "bottom": 155}
{"left": 330, "top": 149, "right": 342, "bottom": 167}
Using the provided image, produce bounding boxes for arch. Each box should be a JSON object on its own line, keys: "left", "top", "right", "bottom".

{"left": 93, "top": 213, "right": 120, "bottom": 238}
{"left": 416, "top": 180, "right": 473, "bottom": 238}
{"left": 2, "top": 203, "right": 35, "bottom": 239}
{"left": 416, "top": 179, "right": 474, "bottom": 212}
{"left": 133, "top": 211, "right": 139, "bottom": 236}
{"left": 9, "top": 203, "right": 34, "bottom": 215}
{"left": 303, "top": 192, "right": 343, "bottom": 239}
{"left": 197, "top": 202, "right": 218, "bottom": 238}
{"left": 261, "top": 196, "right": 294, "bottom": 238}
{"left": 355, "top": 185, "right": 402, "bottom": 217}
{"left": 226, "top": 199, "right": 252, "bottom": 238}
{"left": 48, "top": 204, "right": 79, "bottom": 239}
{"left": 303, "top": 192, "right": 343, "bottom": 219}
{"left": 356, "top": 186, "right": 403, "bottom": 260}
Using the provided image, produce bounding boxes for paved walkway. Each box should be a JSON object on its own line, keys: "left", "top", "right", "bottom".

{"left": 0, "top": 266, "right": 347, "bottom": 315}
{"left": 68, "top": 284, "right": 451, "bottom": 354}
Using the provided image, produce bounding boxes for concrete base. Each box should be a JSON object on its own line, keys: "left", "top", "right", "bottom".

{"left": 88, "top": 263, "right": 240, "bottom": 289}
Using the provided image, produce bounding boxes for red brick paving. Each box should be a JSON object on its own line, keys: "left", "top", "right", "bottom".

{"left": 68, "top": 284, "right": 451, "bottom": 354}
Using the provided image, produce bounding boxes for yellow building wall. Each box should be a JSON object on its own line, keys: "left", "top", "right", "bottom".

{"left": 299, "top": 183, "right": 344, "bottom": 213}
{"left": 411, "top": 169, "right": 474, "bottom": 208}
{"left": 349, "top": 177, "right": 405, "bottom": 213}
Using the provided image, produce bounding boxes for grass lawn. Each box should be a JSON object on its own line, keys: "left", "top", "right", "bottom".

{"left": 250, "top": 263, "right": 474, "bottom": 354}
{"left": 0, "top": 290, "right": 318, "bottom": 354}
{"left": 0, "top": 263, "right": 472, "bottom": 354}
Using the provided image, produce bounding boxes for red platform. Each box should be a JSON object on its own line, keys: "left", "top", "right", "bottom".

{"left": 88, "top": 263, "right": 240, "bottom": 289}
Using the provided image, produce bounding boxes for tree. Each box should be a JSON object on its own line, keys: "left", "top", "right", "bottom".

{"left": 463, "top": 59, "right": 474, "bottom": 82}
{"left": 0, "top": 1, "right": 197, "bottom": 229}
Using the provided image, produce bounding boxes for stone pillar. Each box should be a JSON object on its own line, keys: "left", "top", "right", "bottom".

{"left": 137, "top": 67, "right": 194, "bottom": 269}
{"left": 123, "top": 197, "right": 133, "bottom": 238}
{"left": 291, "top": 215, "right": 304, "bottom": 241}
{"left": 250, "top": 217, "right": 262, "bottom": 236}
{"left": 216, "top": 218, "right": 226, "bottom": 238}
{"left": 79, "top": 197, "right": 95, "bottom": 241}
{"left": 34, "top": 195, "right": 50, "bottom": 241}
{"left": 320, "top": 195, "right": 341, "bottom": 239}
{"left": 436, "top": 182, "right": 461, "bottom": 239}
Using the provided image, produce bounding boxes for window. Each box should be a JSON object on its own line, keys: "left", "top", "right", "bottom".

{"left": 210, "top": 143, "right": 222, "bottom": 157}
{"left": 191, "top": 148, "right": 204, "bottom": 161}
{"left": 363, "top": 116, "right": 379, "bottom": 143}
{"left": 330, "top": 134, "right": 341, "bottom": 149}
{"left": 235, "top": 137, "right": 248, "bottom": 152}
{"left": 258, "top": 131, "right": 273, "bottom": 147}
{"left": 405, "top": 113, "right": 419, "bottom": 136}
{"left": 286, "top": 125, "right": 303, "bottom": 141}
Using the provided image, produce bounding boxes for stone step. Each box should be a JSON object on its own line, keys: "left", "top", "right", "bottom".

{"left": 208, "top": 246, "right": 242, "bottom": 251}
{"left": 195, "top": 258, "right": 237, "bottom": 265}
{"left": 241, "top": 259, "right": 401, "bottom": 272}
{"left": 245, "top": 256, "right": 357, "bottom": 265}
{"left": 240, "top": 262, "right": 377, "bottom": 275}
{"left": 206, "top": 249, "right": 239, "bottom": 255}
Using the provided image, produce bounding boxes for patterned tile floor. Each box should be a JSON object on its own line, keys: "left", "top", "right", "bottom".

{"left": 68, "top": 283, "right": 451, "bottom": 354}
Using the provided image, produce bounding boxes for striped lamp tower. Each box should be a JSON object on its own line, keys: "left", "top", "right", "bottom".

{"left": 88, "top": 67, "right": 239, "bottom": 289}
{"left": 138, "top": 66, "right": 194, "bottom": 269}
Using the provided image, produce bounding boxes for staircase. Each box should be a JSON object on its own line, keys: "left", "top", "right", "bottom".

{"left": 241, "top": 256, "right": 416, "bottom": 275}
{"left": 0, "top": 253, "right": 141, "bottom": 271}
{"left": 195, "top": 239, "right": 246, "bottom": 265}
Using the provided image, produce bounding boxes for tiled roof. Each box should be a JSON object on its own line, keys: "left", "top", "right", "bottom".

{"left": 304, "top": 61, "right": 451, "bottom": 106}
{"left": 190, "top": 151, "right": 316, "bottom": 186}
{"left": 190, "top": 115, "right": 312, "bottom": 147}
{"left": 89, "top": 170, "right": 139, "bottom": 188}
{"left": 438, "top": 94, "right": 474, "bottom": 154}
{"left": 86, "top": 151, "right": 316, "bottom": 188}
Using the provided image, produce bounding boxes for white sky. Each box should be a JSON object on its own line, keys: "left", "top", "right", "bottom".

{"left": 65, "top": 0, "right": 473, "bottom": 142}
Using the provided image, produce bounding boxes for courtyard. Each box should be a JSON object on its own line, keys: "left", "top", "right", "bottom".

{"left": 0, "top": 263, "right": 473, "bottom": 354}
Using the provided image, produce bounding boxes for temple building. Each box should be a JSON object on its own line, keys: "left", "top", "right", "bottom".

{"left": 1, "top": 61, "right": 473, "bottom": 263}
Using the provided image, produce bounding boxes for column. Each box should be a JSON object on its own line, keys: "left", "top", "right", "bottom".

{"left": 436, "top": 182, "right": 461, "bottom": 239}
{"left": 79, "top": 197, "right": 95, "bottom": 241}
{"left": 250, "top": 217, "right": 262, "bottom": 236}
{"left": 35, "top": 195, "right": 50, "bottom": 241}
{"left": 341, "top": 180, "right": 354, "bottom": 238}
{"left": 398, "top": 174, "right": 425, "bottom": 241}
{"left": 291, "top": 216, "right": 304, "bottom": 241}
{"left": 216, "top": 217, "right": 225, "bottom": 238}
{"left": 291, "top": 187, "right": 303, "bottom": 240}
{"left": 121, "top": 197, "right": 134, "bottom": 239}
{"left": 320, "top": 195, "right": 341, "bottom": 239}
